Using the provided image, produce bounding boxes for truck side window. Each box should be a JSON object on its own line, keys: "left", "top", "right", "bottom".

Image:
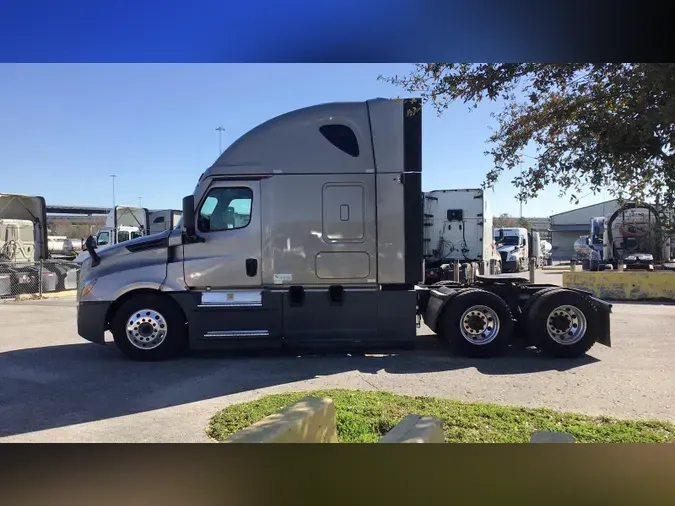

{"left": 117, "top": 230, "right": 130, "bottom": 243}
{"left": 97, "top": 231, "right": 110, "bottom": 246}
{"left": 198, "top": 187, "right": 253, "bottom": 232}
{"left": 153, "top": 216, "right": 165, "bottom": 223}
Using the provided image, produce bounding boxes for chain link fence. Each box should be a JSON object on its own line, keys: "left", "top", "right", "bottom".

{"left": 0, "top": 259, "right": 79, "bottom": 300}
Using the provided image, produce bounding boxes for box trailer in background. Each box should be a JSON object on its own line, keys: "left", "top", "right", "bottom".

{"left": 423, "top": 188, "right": 501, "bottom": 283}
{"left": 149, "top": 209, "right": 182, "bottom": 235}
{"left": 75, "top": 98, "right": 613, "bottom": 363}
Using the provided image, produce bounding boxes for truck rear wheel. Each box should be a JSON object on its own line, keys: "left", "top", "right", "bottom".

{"left": 525, "top": 289, "right": 599, "bottom": 358}
{"left": 111, "top": 294, "right": 188, "bottom": 361}
{"left": 438, "top": 288, "right": 513, "bottom": 357}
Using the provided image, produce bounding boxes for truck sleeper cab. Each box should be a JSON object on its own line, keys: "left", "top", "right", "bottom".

{"left": 76, "top": 98, "right": 612, "bottom": 361}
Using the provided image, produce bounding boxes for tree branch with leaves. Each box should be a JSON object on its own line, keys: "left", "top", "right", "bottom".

{"left": 381, "top": 64, "right": 675, "bottom": 219}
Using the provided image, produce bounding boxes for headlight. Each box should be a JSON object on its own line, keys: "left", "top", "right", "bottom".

{"left": 81, "top": 279, "right": 97, "bottom": 297}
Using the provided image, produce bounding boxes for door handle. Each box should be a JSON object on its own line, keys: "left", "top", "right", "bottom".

{"left": 245, "top": 258, "right": 258, "bottom": 277}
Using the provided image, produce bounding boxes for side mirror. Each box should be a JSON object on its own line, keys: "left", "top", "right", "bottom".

{"left": 84, "top": 235, "right": 101, "bottom": 267}
{"left": 182, "top": 195, "right": 197, "bottom": 239}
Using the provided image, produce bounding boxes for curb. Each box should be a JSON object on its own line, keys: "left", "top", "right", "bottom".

{"left": 378, "top": 415, "right": 445, "bottom": 443}
{"left": 14, "top": 290, "right": 77, "bottom": 301}
{"left": 223, "top": 396, "right": 338, "bottom": 443}
{"left": 563, "top": 270, "right": 675, "bottom": 301}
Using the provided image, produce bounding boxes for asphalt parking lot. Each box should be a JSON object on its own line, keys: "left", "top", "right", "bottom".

{"left": 2, "top": 270, "right": 674, "bottom": 442}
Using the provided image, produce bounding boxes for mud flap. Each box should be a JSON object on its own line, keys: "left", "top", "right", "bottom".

{"left": 589, "top": 296, "right": 612, "bottom": 347}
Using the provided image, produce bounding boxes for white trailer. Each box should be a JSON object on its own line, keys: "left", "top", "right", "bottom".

{"left": 423, "top": 188, "right": 501, "bottom": 282}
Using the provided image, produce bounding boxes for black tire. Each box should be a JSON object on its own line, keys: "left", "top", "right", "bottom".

{"left": 516, "top": 287, "right": 565, "bottom": 345}
{"left": 438, "top": 288, "right": 514, "bottom": 358}
{"left": 526, "top": 289, "right": 600, "bottom": 358}
{"left": 111, "top": 294, "right": 188, "bottom": 361}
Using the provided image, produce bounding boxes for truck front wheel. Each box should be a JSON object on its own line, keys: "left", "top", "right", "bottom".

{"left": 438, "top": 289, "right": 513, "bottom": 357}
{"left": 111, "top": 294, "right": 188, "bottom": 361}
{"left": 526, "top": 289, "right": 599, "bottom": 358}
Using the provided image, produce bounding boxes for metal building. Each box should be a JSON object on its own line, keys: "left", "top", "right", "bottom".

{"left": 549, "top": 199, "right": 621, "bottom": 260}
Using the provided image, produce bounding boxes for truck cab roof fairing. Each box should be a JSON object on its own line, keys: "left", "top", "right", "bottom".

{"left": 203, "top": 99, "right": 405, "bottom": 178}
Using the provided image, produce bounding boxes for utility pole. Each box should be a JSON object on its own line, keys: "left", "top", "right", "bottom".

{"left": 215, "top": 126, "right": 225, "bottom": 154}
{"left": 110, "top": 174, "right": 117, "bottom": 209}
{"left": 138, "top": 197, "right": 143, "bottom": 207}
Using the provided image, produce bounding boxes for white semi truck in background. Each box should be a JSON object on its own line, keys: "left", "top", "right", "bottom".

{"left": 93, "top": 206, "right": 150, "bottom": 248}
{"left": 423, "top": 188, "right": 502, "bottom": 283}
{"left": 493, "top": 227, "right": 544, "bottom": 272}
{"left": 75, "top": 97, "right": 613, "bottom": 362}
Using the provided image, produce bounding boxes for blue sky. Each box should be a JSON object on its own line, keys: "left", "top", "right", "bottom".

{"left": 0, "top": 64, "right": 609, "bottom": 217}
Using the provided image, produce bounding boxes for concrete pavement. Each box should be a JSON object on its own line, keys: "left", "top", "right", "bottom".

{"left": 1, "top": 275, "right": 674, "bottom": 442}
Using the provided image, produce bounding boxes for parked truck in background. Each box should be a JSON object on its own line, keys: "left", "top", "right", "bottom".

{"left": 493, "top": 227, "right": 529, "bottom": 272}
{"left": 75, "top": 98, "right": 613, "bottom": 362}
{"left": 94, "top": 206, "right": 150, "bottom": 248}
{"left": 602, "top": 202, "right": 671, "bottom": 270}
{"left": 423, "top": 188, "right": 502, "bottom": 283}
{"left": 0, "top": 194, "right": 76, "bottom": 296}
{"left": 149, "top": 209, "right": 182, "bottom": 235}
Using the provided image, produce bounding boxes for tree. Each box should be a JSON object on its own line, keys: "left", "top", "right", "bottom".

{"left": 493, "top": 213, "right": 531, "bottom": 230}
{"left": 381, "top": 64, "right": 675, "bottom": 220}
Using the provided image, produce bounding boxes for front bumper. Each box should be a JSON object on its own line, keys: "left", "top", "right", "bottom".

{"left": 77, "top": 301, "right": 111, "bottom": 344}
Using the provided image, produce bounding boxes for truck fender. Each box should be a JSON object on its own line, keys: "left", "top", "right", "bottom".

{"left": 423, "top": 285, "right": 461, "bottom": 333}
{"left": 113, "top": 281, "right": 163, "bottom": 301}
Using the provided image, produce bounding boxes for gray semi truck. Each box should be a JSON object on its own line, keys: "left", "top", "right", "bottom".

{"left": 76, "top": 98, "right": 612, "bottom": 361}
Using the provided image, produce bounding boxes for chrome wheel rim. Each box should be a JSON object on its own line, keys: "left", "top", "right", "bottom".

{"left": 126, "top": 309, "right": 167, "bottom": 350}
{"left": 460, "top": 305, "right": 500, "bottom": 345}
{"left": 546, "top": 305, "right": 587, "bottom": 345}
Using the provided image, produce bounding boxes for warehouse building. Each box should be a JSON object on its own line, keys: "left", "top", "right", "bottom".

{"left": 549, "top": 199, "right": 621, "bottom": 260}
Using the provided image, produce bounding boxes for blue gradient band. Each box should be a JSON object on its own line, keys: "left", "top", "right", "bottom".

{"left": 0, "top": 0, "right": 625, "bottom": 62}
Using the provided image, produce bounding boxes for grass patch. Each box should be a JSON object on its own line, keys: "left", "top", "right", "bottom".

{"left": 207, "top": 389, "right": 675, "bottom": 443}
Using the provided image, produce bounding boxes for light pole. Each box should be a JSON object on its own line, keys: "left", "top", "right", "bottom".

{"left": 215, "top": 126, "right": 225, "bottom": 154}
{"left": 110, "top": 174, "right": 117, "bottom": 209}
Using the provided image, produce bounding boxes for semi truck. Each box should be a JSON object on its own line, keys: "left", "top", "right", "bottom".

{"left": 0, "top": 194, "right": 76, "bottom": 295}
{"left": 576, "top": 204, "right": 671, "bottom": 271}
{"left": 75, "top": 98, "right": 612, "bottom": 361}
{"left": 494, "top": 227, "right": 544, "bottom": 271}
{"left": 94, "top": 206, "right": 150, "bottom": 248}
{"left": 602, "top": 202, "right": 671, "bottom": 270}
{"left": 423, "top": 188, "right": 502, "bottom": 283}
{"left": 494, "top": 227, "right": 528, "bottom": 272}
{"left": 149, "top": 209, "right": 182, "bottom": 235}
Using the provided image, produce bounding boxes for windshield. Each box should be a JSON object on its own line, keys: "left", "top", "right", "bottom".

{"left": 497, "top": 236, "right": 520, "bottom": 246}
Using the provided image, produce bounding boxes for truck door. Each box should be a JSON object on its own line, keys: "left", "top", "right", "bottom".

{"left": 182, "top": 181, "right": 261, "bottom": 288}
